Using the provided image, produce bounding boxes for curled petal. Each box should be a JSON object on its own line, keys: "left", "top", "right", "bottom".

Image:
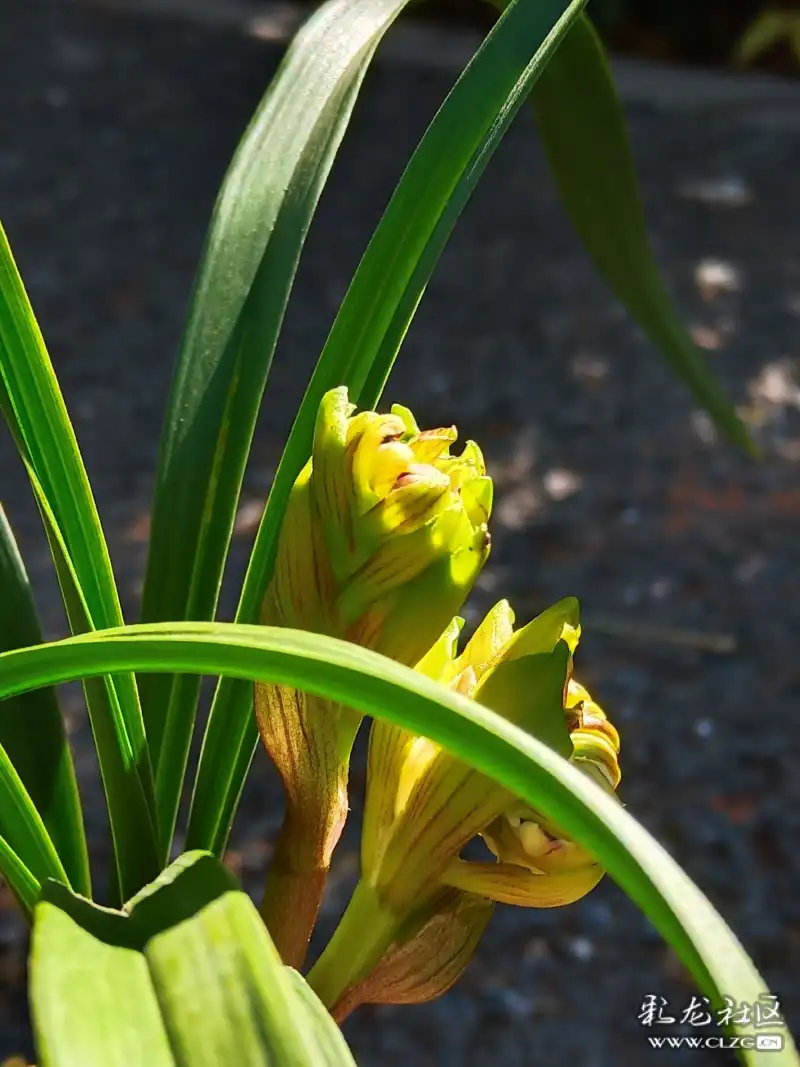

{"left": 502, "top": 596, "right": 581, "bottom": 664}
{"left": 580, "top": 710, "right": 620, "bottom": 752}
{"left": 566, "top": 679, "right": 622, "bottom": 788}
{"left": 571, "top": 731, "right": 622, "bottom": 789}
{"left": 448, "top": 439, "right": 487, "bottom": 477}
{"left": 459, "top": 474, "right": 494, "bottom": 531}
{"left": 415, "top": 617, "right": 465, "bottom": 683}
{"left": 389, "top": 402, "right": 421, "bottom": 436}
{"left": 441, "top": 858, "right": 604, "bottom": 907}
{"left": 456, "top": 599, "right": 515, "bottom": 681}
{"left": 351, "top": 416, "right": 409, "bottom": 508}
{"left": 361, "top": 468, "right": 452, "bottom": 541}
{"left": 408, "top": 426, "right": 458, "bottom": 464}
{"left": 311, "top": 388, "right": 356, "bottom": 579}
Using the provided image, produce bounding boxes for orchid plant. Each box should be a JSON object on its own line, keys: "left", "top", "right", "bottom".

{"left": 0, "top": 1, "right": 791, "bottom": 1065}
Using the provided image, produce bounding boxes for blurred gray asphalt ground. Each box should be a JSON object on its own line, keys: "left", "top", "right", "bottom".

{"left": 1, "top": 0, "right": 800, "bottom": 1063}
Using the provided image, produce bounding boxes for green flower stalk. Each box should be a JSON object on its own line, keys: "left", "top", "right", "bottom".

{"left": 255, "top": 386, "right": 492, "bottom": 966}
{"left": 308, "top": 598, "right": 621, "bottom": 1010}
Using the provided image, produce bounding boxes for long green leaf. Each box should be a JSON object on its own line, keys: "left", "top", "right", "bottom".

{"left": 522, "top": 13, "right": 753, "bottom": 453}
{"left": 187, "top": 708, "right": 256, "bottom": 858}
{"left": 188, "top": 0, "right": 588, "bottom": 860}
{"left": 21, "top": 462, "right": 160, "bottom": 902}
{"left": 0, "top": 506, "right": 89, "bottom": 894}
{"left": 1, "top": 623, "right": 795, "bottom": 1065}
{"left": 0, "top": 223, "right": 159, "bottom": 898}
{"left": 0, "top": 223, "right": 151, "bottom": 768}
{"left": 0, "top": 833, "right": 43, "bottom": 920}
{"left": 16, "top": 425, "right": 161, "bottom": 906}
{"left": 140, "top": 0, "right": 416, "bottom": 861}
{"left": 31, "top": 851, "right": 356, "bottom": 1067}
{"left": 0, "top": 739, "right": 69, "bottom": 903}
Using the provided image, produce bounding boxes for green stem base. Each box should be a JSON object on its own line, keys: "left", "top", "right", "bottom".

{"left": 307, "top": 879, "right": 400, "bottom": 1010}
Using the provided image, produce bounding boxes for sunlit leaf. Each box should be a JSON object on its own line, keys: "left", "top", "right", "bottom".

{"left": 30, "top": 851, "right": 357, "bottom": 1066}
{"left": 140, "top": 0, "right": 416, "bottom": 861}
{"left": 3, "top": 621, "right": 796, "bottom": 1065}
{"left": 189, "top": 0, "right": 589, "bottom": 860}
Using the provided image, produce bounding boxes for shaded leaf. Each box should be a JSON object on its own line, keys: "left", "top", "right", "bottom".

{"left": 525, "top": 13, "right": 754, "bottom": 452}
{"left": 0, "top": 506, "right": 89, "bottom": 895}
{"left": 0, "top": 222, "right": 159, "bottom": 899}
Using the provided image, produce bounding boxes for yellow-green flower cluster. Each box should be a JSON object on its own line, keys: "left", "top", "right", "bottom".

{"left": 255, "top": 386, "right": 621, "bottom": 1003}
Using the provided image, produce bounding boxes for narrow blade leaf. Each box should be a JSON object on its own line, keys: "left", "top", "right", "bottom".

{"left": 0, "top": 223, "right": 159, "bottom": 898}
{"left": 0, "top": 740, "right": 69, "bottom": 903}
{"left": 0, "top": 223, "right": 152, "bottom": 772}
{"left": 21, "top": 464, "right": 160, "bottom": 901}
{"left": 524, "top": 13, "right": 754, "bottom": 452}
{"left": 0, "top": 506, "right": 89, "bottom": 895}
{"left": 2, "top": 622, "right": 796, "bottom": 1065}
{"left": 140, "top": 0, "right": 415, "bottom": 859}
{"left": 188, "top": 0, "right": 589, "bottom": 859}
{"left": 0, "top": 833, "right": 42, "bottom": 919}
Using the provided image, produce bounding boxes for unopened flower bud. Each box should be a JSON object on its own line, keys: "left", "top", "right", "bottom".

{"left": 255, "top": 387, "right": 492, "bottom": 965}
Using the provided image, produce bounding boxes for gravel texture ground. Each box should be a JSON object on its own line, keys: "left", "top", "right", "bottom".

{"left": 1, "top": 1, "right": 799, "bottom": 1063}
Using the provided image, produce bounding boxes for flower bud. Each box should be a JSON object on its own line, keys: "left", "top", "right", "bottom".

{"left": 278, "top": 388, "right": 493, "bottom": 660}
{"left": 255, "top": 387, "right": 492, "bottom": 965}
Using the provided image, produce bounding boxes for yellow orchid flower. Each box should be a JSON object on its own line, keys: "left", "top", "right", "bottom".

{"left": 255, "top": 387, "right": 492, "bottom": 965}
{"left": 309, "top": 597, "right": 621, "bottom": 1009}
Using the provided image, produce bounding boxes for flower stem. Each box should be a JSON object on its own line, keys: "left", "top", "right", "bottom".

{"left": 259, "top": 798, "right": 341, "bottom": 970}
{"left": 307, "top": 879, "right": 400, "bottom": 1010}
{"left": 259, "top": 843, "right": 327, "bottom": 969}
